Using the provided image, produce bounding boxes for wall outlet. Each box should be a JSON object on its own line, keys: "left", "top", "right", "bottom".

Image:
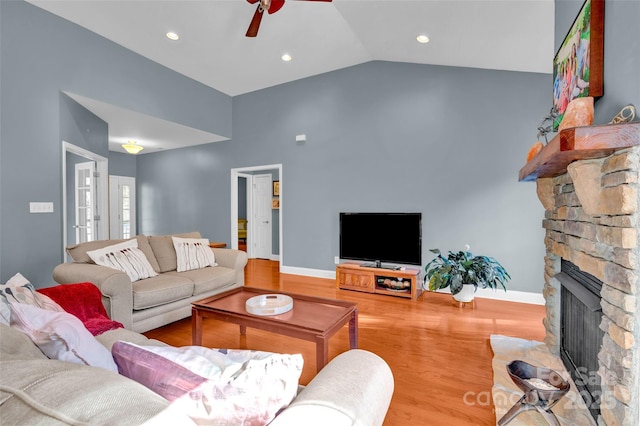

{"left": 334, "top": 256, "right": 340, "bottom": 265}
{"left": 29, "top": 202, "right": 54, "bottom": 213}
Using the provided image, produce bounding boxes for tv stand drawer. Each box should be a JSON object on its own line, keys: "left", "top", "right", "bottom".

{"left": 337, "top": 268, "right": 375, "bottom": 292}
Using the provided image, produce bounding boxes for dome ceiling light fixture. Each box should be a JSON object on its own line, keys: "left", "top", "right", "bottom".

{"left": 416, "top": 34, "right": 430, "bottom": 44}
{"left": 166, "top": 31, "right": 180, "bottom": 41}
{"left": 122, "top": 140, "right": 144, "bottom": 154}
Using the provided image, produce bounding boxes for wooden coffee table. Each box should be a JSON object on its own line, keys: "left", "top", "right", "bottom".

{"left": 192, "top": 287, "right": 358, "bottom": 372}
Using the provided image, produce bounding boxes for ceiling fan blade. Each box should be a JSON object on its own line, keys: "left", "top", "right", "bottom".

{"left": 246, "top": 0, "right": 260, "bottom": 4}
{"left": 268, "top": 0, "right": 285, "bottom": 14}
{"left": 245, "top": 6, "right": 264, "bottom": 37}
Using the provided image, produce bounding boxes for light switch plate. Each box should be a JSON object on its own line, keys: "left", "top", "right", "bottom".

{"left": 30, "top": 202, "right": 54, "bottom": 213}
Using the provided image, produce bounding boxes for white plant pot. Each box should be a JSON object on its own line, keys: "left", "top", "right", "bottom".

{"left": 452, "top": 284, "right": 476, "bottom": 303}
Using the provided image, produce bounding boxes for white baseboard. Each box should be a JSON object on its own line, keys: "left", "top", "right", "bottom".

{"left": 279, "top": 265, "right": 335, "bottom": 279}
{"left": 279, "top": 266, "right": 545, "bottom": 305}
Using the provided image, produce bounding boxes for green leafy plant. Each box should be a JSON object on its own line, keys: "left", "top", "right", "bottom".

{"left": 424, "top": 247, "right": 511, "bottom": 295}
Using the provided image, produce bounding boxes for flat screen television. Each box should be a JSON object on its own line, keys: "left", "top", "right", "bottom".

{"left": 339, "top": 212, "right": 422, "bottom": 268}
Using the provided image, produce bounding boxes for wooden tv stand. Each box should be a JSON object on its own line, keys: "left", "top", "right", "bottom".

{"left": 336, "top": 263, "right": 423, "bottom": 300}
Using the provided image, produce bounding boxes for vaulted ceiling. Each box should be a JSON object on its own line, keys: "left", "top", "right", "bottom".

{"left": 29, "top": 0, "right": 555, "bottom": 153}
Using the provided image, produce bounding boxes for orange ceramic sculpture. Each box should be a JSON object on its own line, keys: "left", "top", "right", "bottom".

{"left": 558, "top": 97, "right": 594, "bottom": 131}
{"left": 527, "top": 141, "right": 544, "bottom": 162}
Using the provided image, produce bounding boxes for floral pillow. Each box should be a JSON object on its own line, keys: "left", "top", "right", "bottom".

{"left": 0, "top": 273, "right": 64, "bottom": 325}
{"left": 112, "top": 342, "right": 303, "bottom": 425}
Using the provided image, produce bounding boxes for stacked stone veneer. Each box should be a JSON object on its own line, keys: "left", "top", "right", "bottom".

{"left": 537, "top": 146, "right": 639, "bottom": 425}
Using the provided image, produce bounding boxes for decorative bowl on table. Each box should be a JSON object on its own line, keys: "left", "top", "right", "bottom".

{"left": 246, "top": 294, "right": 294, "bottom": 316}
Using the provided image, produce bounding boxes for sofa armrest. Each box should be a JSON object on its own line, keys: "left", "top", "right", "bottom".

{"left": 270, "top": 349, "right": 394, "bottom": 426}
{"left": 53, "top": 263, "right": 134, "bottom": 329}
{"left": 211, "top": 248, "right": 248, "bottom": 285}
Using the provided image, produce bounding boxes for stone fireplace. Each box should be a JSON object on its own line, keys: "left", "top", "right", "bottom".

{"left": 533, "top": 132, "right": 639, "bottom": 426}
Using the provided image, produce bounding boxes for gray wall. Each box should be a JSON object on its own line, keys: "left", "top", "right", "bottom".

{"left": 234, "top": 62, "right": 548, "bottom": 290}
{"left": 0, "top": 1, "right": 231, "bottom": 285}
{"left": 109, "top": 152, "right": 137, "bottom": 177}
{"left": 136, "top": 61, "right": 549, "bottom": 293}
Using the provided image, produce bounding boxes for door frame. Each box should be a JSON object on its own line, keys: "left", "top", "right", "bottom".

{"left": 230, "top": 164, "right": 282, "bottom": 268}
{"left": 62, "top": 141, "right": 108, "bottom": 262}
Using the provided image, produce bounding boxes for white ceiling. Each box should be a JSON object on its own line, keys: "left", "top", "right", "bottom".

{"left": 29, "top": 0, "right": 555, "bottom": 153}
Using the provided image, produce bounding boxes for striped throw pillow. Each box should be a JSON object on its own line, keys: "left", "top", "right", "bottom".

{"left": 172, "top": 237, "right": 217, "bottom": 272}
{"left": 87, "top": 239, "right": 157, "bottom": 282}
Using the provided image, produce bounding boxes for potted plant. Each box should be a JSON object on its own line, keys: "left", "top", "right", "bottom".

{"left": 424, "top": 246, "right": 510, "bottom": 302}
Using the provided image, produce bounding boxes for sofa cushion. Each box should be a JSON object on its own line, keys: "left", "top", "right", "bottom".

{"left": 149, "top": 232, "right": 202, "bottom": 273}
{"left": 96, "top": 327, "right": 167, "bottom": 351}
{"left": 87, "top": 239, "right": 158, "bottom": 282}
{"left": 132, "top": 274, "right": 194, "bottom": 310}
{"left": 66, "top": 235, "right": 160, "bottom": 272}
{"left": 172, "top": 237, "right": 217, "bottom": 272}
{"left": 0, "top": 358, "right": 191, "bottom": 425}
{"left": 9, "top": 302, "right": 118, "bottom": 372}
{"left": 0, "top": 323, "right": 48, "bottom": 361}
{"left": 112, "top": 341, "right": 303, "bottom": 425}
{"left": 165, "top": 266, "right": 237, "bottom": 295}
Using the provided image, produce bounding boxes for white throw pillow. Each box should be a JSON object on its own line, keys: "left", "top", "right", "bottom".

{"left": 87, "top": 239, "right": 157, "bottom": 282}
{"left": 172, "top": 237, "right": 217, "bottom": 272}
{"left": 0, "top": 273, "right": 64, "bottom": 325}
{"left": 9, "top": 302, "right": 118, "bottom": 372}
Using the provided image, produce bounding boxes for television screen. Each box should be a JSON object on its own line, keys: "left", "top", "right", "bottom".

{"left": 339, "top": 212, "right": 422, "bottom": 266}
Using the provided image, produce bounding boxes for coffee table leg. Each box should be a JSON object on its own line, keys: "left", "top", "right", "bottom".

{"left": 349, "top": 309, "right": 359, "bottom": 349}
{"left": 316, "top": 337, "right": 329, "bottom": 373}
{"left": 192, "top": 308, "right": 202, "bottom": 346}
{"left": 240, "top": 325, "right": 247, "bottom": 335}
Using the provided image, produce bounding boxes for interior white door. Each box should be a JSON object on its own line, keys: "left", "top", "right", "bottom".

{"left": 252, "top": 174, "right": 272, "bottom": 259}
{"left": 74, "top": 161, "right": 96, "bottom": 244}
{"left": 109, "top": 176, "right": 136, "bottom": 239}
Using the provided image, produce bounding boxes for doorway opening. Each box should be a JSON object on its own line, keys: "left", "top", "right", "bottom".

{"left": 230, "top": 164, "right": 282, "bottom": 269}
{"left": 62, "top": 141, "right": 108, "bottom": 262}
{"left": 109, "top": 175, "right": 136, "bottom": 239}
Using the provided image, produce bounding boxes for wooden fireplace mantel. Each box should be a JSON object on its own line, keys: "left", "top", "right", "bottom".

{"left": 519, "top": 122, "right": 640, "bottom": 182}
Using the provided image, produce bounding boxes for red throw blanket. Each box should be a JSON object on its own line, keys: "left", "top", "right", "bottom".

{"left": 38, "top": 282, "right": 124, "bottom": 336}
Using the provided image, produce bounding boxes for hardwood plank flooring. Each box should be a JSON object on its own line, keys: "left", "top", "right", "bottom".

{"left": 144, "top": 259, "right": 546, "bottom": 425}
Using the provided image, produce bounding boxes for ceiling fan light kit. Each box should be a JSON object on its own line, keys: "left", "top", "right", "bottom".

{"left": 245, "top": 0, "right": 333, "bottom": 38}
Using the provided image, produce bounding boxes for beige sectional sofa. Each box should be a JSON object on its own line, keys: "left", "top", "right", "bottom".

{"left": 53, "top": 232, "right": 248, "bottom": 332}
{"left": 0, "top": 323, "right": 394, "bottom": 425}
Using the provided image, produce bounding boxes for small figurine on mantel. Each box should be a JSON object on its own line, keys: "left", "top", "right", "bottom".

{"left": 609, "top": 104, "right": 636, "bottom": 124}
{"left": 536, "top": 106, "right": 559, "bottom": 143}
{"left": 526, "top": 106, "right": 560, "bottom": 163}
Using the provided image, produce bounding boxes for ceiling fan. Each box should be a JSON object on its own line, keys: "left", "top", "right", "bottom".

{"left": 245, "top": 0, "right": 333, "bottom": 38}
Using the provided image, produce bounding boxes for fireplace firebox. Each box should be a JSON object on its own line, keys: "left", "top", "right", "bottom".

{"left": 557, "top": 259, "right": 605, "bottom": 420}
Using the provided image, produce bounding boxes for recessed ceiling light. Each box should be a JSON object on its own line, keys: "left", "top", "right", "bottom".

{"left": 166, "top": 32, "right": 180, "bottom": 41}
{"left": 281, "top": 53, "right": 292, "bottom": 62}
{"left": 416, "top": 34, "right": 430, "bottom": 44}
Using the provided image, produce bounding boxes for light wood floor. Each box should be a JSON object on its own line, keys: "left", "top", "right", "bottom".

{"left": 144, "top": 259, "right": 546, "bottom": 425}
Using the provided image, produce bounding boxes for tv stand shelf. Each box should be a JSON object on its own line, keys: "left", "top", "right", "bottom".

{"left": 336, "top": 263, "right": 423, "bottom": 300}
